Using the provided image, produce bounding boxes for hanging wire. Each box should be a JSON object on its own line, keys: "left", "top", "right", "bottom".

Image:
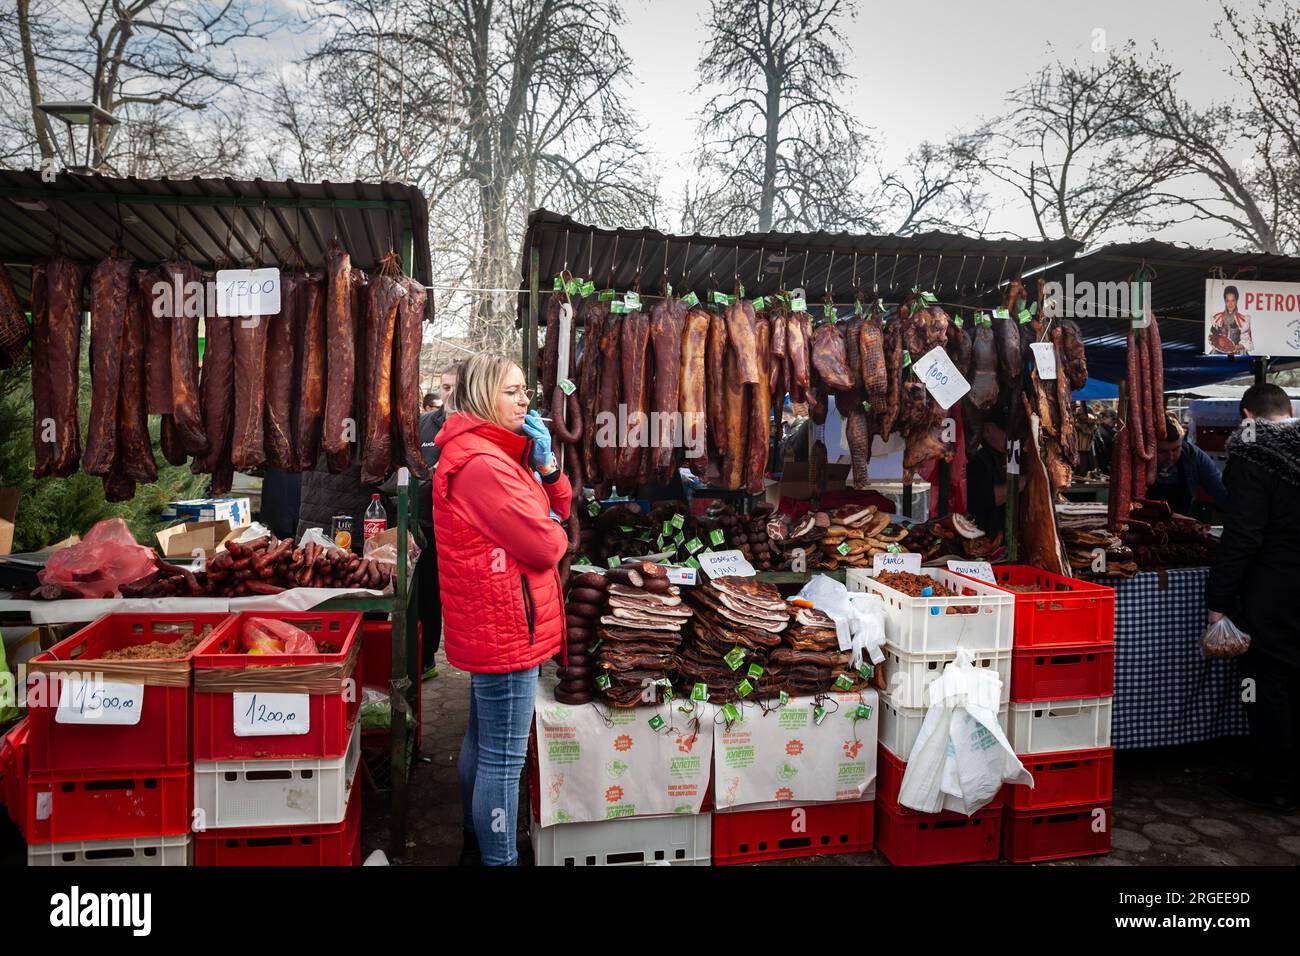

{"left": 778, "top": 246, "right": 788, "bottom": 289}
{"left": 953, "top": 255, "right": 967, "bottom": 294}
{"left": 872, "top": 252, "right": 879, "bottom": 295}
{"left": 888, "top": 253, "right": 900, "bottom": 292}
{"left": 824, "top": 250, "right": 835, "bottom": 301}
{"left": 931, "top": 253, "right": 943, "bottom": 292}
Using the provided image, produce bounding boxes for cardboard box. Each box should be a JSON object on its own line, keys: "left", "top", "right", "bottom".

{"left": 0, "top": 488, "right": 18, "bottom": 555}
{"left": 161, "top": 497, "right": 251, "bottom": 528}
{"left": 155, "top": 519, "right": 234, "bottom": 559}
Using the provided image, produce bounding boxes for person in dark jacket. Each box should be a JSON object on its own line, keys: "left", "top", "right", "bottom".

{"left": 1146, "top": 414, "right": 1228, "bottom": 516}
{"left": 1205, "top": 383, "right": 1300, "bottom": 812}
{"left": 296, "top": 456, "right": 375, "bottom": 555}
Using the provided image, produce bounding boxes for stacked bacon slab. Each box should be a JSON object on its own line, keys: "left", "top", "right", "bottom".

{"left": 25, "top": 246, "right": 429, "bottom": 496}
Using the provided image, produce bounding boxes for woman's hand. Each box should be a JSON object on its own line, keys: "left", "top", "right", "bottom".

{"left": 522, "top": 410, "right": 554, "bottom": 469}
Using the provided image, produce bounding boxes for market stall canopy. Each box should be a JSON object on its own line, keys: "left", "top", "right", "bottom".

{"left": 517, "top": 208, "right": 1083, "bottom": 311}
{"left": 0, "top": 170, "right": 433, "bottom": 305}
{"left": 1031, "top": 239, "right": 1300, "bottom": 387}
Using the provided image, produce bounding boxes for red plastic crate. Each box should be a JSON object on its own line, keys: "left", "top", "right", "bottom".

{"left": 193, "top": 611, "right": 362, "bottom": 761}
{"left": 26, "top": 613, "right": 225, "bottom": 773}
{"left": 877, "top": 745, "right": 1004, "bottom": 815}
{"left": 1003, "top": 801, "right": 1112, "bottom": 862}
{"left": 713, "top": 800, "right": 874, "bottom": 864}
{"left": 875, "top": 799, "right": 1002, "bottom": 866}
{"left": 957, "top": 566, "right": 1114, "bottom": 648}
{"left": 1007, "top": 748, "right": 1113, "bottom": 811}
{"left": 359, "top": 621, "right": 422, "bottom": 752}
{"left": 194, "top": 780, "right": 361, "bottom": 866}
{"left": 1, "top": 719, "right": 29, "bottom": 827}
{"left": 23, "top": 765, "right": 191, "bottom": 843}
{"left": 1011, "top": 642, "right": 1115, "bottom": 701}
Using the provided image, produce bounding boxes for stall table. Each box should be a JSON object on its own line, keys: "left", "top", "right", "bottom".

{"left": 1108, "top": 567, "right": 1249, "bottom": 749}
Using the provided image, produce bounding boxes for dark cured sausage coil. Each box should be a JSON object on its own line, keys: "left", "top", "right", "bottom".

{"left": 84, "top": 256, "right": 133, "bottom": 476}
{"left": 361, "top": 271, "right": 403, "bottom": 485}
{"left": 231, "top": 311, "right": 269, "bottom": 472}
{"left": 322, "top": 242, "right": 355, "bottom": 460}
{"left": 263, "top": 273, "right": 301, "bottom": 470}
{"left": 395, "top": 277, "right": 431, "bottom": 479}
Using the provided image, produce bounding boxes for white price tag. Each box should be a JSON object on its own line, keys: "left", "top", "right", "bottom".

{"left": 56, "top": 676, "right": 145, "bottom": 725}
{"left": 1030, "top": 342, "right": 1058, "bottom": 380}
{"left": 666, "top": 567, "right": 697, "bottom": 586}
{"left": 232, "top": 692, "right": 310, "bottom": 736}
{"left": 872, "top": 552, "right": 922, "bottom": 574}
{"left": 699, "top": 549, "right": 757, "bottom": 580}
{"left": 910, "top": 345, "right": 971, "bottom": 410}
{"left": 947, "top": 559, "right": 996, "bottom": 584}
{"left": 215, "top": 267, "right": 281, "bottom": 318}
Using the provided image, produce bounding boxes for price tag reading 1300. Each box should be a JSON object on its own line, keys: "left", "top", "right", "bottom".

{"left": 232, "top": 692, "right": 310, "bottom": 736}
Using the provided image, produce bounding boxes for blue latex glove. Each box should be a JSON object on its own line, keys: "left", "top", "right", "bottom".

{"left": 521, "top": 410, "right": 553, "bottom": 468}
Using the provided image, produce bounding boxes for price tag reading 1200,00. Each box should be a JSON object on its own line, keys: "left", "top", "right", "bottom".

{"left": 56, "top": 677, "right": 145, "bottom": 725}
{"left": 232, "top": 692, "right": 310, "bottom": 736}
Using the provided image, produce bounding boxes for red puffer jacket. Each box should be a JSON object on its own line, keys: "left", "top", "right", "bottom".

{"left": 433, "top": 413, "right": 571, "bottom": 673}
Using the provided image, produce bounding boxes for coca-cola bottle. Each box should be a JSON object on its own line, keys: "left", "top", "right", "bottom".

{"left": 364, "top": 493, "right": 388, "bottom": 545}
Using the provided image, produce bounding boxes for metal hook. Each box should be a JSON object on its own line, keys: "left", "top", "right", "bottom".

{"left": 588, "top": 228, "right": 595, "bottom": 278}
{"left": 932, "top": 253, "right": 943, "bottom": 293}
{"left": 608, "top": 234, "right": 619, "bottom": 288}
{"left": 888, "top": 254, "right": 901, "bottom": 293}
{"left": 872, "top": 253, "right": 879, "bottom": 295}
{"left": 972, "top": 255, "right": 986, "bottom": 295}
{"left": 634, "top": 236, "right": 646, "bottom": 288}
{"left": 825, "top": 250, "right": 835, "bottom": 300}
{"left": 682, "top": 240, "right": 691, "bottom": 286}
{"left": 562, "top": 229, "right": 570, "bottom": 272}
{"left": 779, "top": 247, "right": 788, "bottom": 289}
{"left": 953, "top": 255, "right": 967, "bottom": 294}
{"left": 800, "top": 249, "right": 809, "bottom": 288}
{"left": 850, "top": 252, "right": 859, "bottom": 293}
{"left": 914, "top": 253, "right": 922, "bottom": 288}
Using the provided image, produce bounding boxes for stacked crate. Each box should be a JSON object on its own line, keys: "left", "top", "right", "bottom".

{"left": 980, "top": 567, "right": 1116, "bottom": 863}
{"left": 190, "top": 611, "right": 364, "bottom": 866}
{"left": 848, "top": 568, "right": 1013, "bottom": 866}
{"left": 19, "top": 614, "right": 225, "bottom": 866}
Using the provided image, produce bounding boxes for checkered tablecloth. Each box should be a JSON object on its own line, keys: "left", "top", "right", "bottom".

{"left": 1111, "top": 567, "right": 1249, "bottom": 750}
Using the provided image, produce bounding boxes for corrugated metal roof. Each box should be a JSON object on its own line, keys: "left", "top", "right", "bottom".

{"left": 518, "top": 208, "right": 1084, "bottom": 307}
{"left": 0, "top": 170, "right": 431, "bottom": 305}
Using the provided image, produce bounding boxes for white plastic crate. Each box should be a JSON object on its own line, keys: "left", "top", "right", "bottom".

{"left": 1008, "top": 697, "right": 1113, "bottom": 755}
{"left": 846, "top": 567, "right": 1014, "bottom": 654}
{"left": 530, "top": 811, "right": 711, "bottom": 866}
{"left": 878, "top": 690, "right": 1008, "bottom": 762}
{"left": 881, "top": 642, "right": 1012, "bottom": 709}
{"left": 194, "top": 719, "right": 360, "bottom": 829}
{"left": 28, "top": 833, "right": 192, "bottom": 867}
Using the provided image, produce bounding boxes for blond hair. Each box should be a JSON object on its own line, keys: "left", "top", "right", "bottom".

{"left": 451, "top": 353, "right": 518, "bottom": 428}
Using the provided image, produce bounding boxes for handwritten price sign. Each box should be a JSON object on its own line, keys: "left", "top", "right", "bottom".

{"left": 699, "top": 549, "right": 757, "bottom": 580}
{"left": 56, "top": 677, "right": 144, "bottom": 725}
{"left": 871, "top": 552, "right": 922, "bottom": 574}
{"left": 910, "top": 345, "right": 971, "bottom": 410}
{"left": 215, "top": 267, "right": 282, "bottom": 318}
{"left": 232, "top": 692, "right": 310, "bottom": 737}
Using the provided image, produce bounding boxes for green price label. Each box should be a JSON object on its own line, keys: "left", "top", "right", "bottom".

{"left": 662, "top": 521, "right": 674, "bottom": 536}
{"left": 673, "top": 532, "right": 686, "bottom": 548}
{"left": 953, "top": 315, "right": 964, "bottom": 328}
{"left": 747, "top": 663, "right": 764, "bottom": 679}
{"left": 587, "top": 639, "right": 602, "bottom": 654}
{"left": 920, "top": 291, "right": 937, "bottom": 305}
{"left": 813, "top": 705, "right": 827, "bottom": 725}
{"left": 791, "top": 296, "right": 807, "bottom": 311}
{"left": 608, "top": 557, "right": 621, "bottom": 568}
{"left": 902, "top": 349, "right": 912, "bottom": 368}
{"left": 835, "top": 674, "right": 854, "bottom": 691}
{"left": 648, "top": 714, "right": 665, "bottom": 731}
{"left": 992, "top": 308, "right": 1009, "bottom": 320}
{"left": 752, "top": 296, "right": 767, "bottom": 309}
{"left": 862, "top": 400, "right": 872, "bottom": 412}
{"left": 779, "top": 690, "right": 789, "bottom": 706}
{"left": 559, "top": 378, "right": 576, "bottom": 395}
{"left": 686, "top": 557, "right": 701, "bottom": 570}
{"left": 837, "top": 543, "right": 852, "bottom": 556}
{"left": 855, "top": 705, "right": 872, "bottom": 720}
{"left": 737, "top": 679, "right": 754, "bottom": 698}
{"left": 588, "top": 501, "right": 600, "bottom": 516}
{"left": 596, "top": 674, "right": 612, "bottom": 690}
{"left": 887, "top": 543, "right": 903, "bottom": 554}
{"left": 599, "top": 288, "right": 616, "bottom": 302}
{"left": 682, "top": 291, "right": 699, "bottom": 307}
{"left": 624, "top": 291, "right": 642, "bottom": 311}
{"left": 1029, "top": 300, "right": 1039, "bottom": 316}
{"left": 671, "top": 514, "right": 686, "bottom": 529}
{"left": 711, "top": 290, "right": 733, "bottom": 306}
{"left": 722, "top": 703, "right": 739, "bottom": 722}
{"left": 858, "top": 662, "right": 874, "bottom": 679}
{"left": 724, "top": 647, "right": 745, "bottom": 671}
{"left": 692, "top": 682, "right": 708, "bottom": 702}
{"left": 580, "top": 279, "right": 596, "bottom": 296}
{"left": 710, "top": 529, "right": 726, "bottom": 546}
{"left": 1017, "top": 308, "right": 1032, "bottom": 324}
{"left": 824, "top": 303, "right": 837, "bottom": 322}
{"left": 619, "top": 525, "right": 634, "bottom": 533}
{"left": 687, "top": 537, "right": 704, "bottom": 554}
{"left": 576, "top": 555, "right": 591, "bottom": 566}
{"left": 610, "top": 302, "right": 627, "bottom": 314}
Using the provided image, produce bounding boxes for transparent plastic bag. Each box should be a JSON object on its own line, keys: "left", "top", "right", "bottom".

{"left": 1201, "top": 616, "right": 1251, "bottom": 659}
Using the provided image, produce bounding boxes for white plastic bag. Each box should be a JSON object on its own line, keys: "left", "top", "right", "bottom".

{"left": 234, "top": 522, "right": 272, "bottom": 545}
{"left": 898, "top": 648, "right": 1032, "bottom": 815}
{"left": 298, "top": 526, "right": 343, "bottom": 552}
{"left": 1201, "top": 616, "right": 1251, "bottom": 659}
{"left": 794, "top": 574, "right": 887, "bottom": 668}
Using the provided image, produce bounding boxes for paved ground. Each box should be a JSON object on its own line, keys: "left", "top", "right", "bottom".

{"left": 360, "top": 649, "right": 1300, "bottom": 867}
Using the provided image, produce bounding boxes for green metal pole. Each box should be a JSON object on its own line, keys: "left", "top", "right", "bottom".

{"left": 526, "top": 245, "right": 541, "bottom": 393}
{"left": 389, "top": 473, "right": 412, "bottom": 860}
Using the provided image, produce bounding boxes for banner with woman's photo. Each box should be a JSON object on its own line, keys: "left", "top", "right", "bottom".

{"left": 1205, "top": 278, "right": 1300, "bottom": 356}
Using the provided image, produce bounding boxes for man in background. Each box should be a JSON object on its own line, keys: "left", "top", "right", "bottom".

{"left": 423, "top": 392, "right": 438, "bottom": 413}
{"left": 416, "top": 365, "right": 458, "bottom": 679}
{"left": 1206, "top": 383, "right": 1300, "bottom": 813}
{"left": 1146, "top": 413, "right": 1228, "bottom": 516}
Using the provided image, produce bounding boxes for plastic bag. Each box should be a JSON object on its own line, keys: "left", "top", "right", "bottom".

{"left": 898, "top": 648, "right": 1032, "bottom": 815}
{"left": 37, "top": 518, "right": 157, "bottom": 599}
{"left": 298, "top": 526, "right": 344, "bottom": 553}
{"left": 233, "top": 522, "right": 272, "bottom": 545}
{"left": 1201, "top": 616, "right": 1251, "bottom": 659}
{"left": 363, "top": 529, "right": 421, "bottom": 568}
{"left": 241, "top": 617, "right": 318, "bottom": 655}
{"left": 794, "top": 575, "right": 887, "bottom": 668}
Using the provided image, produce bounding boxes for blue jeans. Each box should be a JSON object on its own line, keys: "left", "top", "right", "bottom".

{"left": 457, "top": 667, "right": 539, "bottom": 866}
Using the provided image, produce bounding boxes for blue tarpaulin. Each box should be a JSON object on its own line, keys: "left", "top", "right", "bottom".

{"left": 1081, "top": 340, "right": 1265, "bottom": 391}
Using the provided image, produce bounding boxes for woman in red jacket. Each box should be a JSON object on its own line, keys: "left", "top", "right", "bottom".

{"left": 433, "top": 353, "right": 570, "bottom": 866}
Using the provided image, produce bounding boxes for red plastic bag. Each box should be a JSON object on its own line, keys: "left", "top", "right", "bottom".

{"left": 240, "top": 617, "right": 318, "bottom": 655}
{"left": 37, "top": 518, "right": 157, "bottom": 599}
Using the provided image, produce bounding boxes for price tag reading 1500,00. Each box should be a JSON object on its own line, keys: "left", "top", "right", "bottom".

{"left": 56, "top": 677, "right": 144, "bottom": 725}
{"left": 232, "top": 692, "right": 310, "bottom": 736}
